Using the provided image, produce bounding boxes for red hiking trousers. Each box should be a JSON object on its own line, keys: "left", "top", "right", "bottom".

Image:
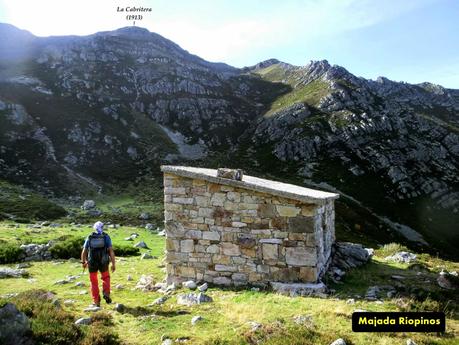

{"left": 89, "top": 270, "right": 110, "bottom": 303}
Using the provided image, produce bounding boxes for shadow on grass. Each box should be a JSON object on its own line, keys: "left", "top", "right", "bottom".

{"left": 116, "top": 304, "right": 189, "bottom": 318}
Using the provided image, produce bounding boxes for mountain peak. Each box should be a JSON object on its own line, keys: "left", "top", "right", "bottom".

{"left": 112, "top": 26, "right": 151, "bottom": 36}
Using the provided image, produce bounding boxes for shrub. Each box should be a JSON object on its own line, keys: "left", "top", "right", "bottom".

{"left": 114, "top": 245, "right": 139, "bottom": 257}
{"left": 49, "top": 237, "right": 84, "bottom": 259}
{"left": 10, "top": 290, "right": 121, "bottom": 345}
{"left": 11, "top": 290, "right": 82, "bottom": 345}
{"left": 49, "top": 236, "right": 139, "bottom": 259}
{"left": 0, "top": 243, "right": 24, "bottom": 264}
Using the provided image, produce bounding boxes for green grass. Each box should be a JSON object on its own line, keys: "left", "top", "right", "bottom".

{"left": 252, "top": 63, "right": 330, "bottom": 116}
{"left": 255, "top": 64, "right": 292, "bottom": 84}
{"left": 62, "top": 188, "right": 165, "bottom": 226}
{"left": 265, "top": 80, "right": 330, "bottom": 116}
{"left": 0, "top": 223, "right": 458, "bottom": 344}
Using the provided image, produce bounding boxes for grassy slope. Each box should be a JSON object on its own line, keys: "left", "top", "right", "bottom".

{"left": 0, "top": 180, "right": 67, "bottom": 221}
{"left": 253, "top": 64, "right": 330, "bottom": 116}
{"left": 0, "top": 223, "right": 458, "bottom": 345}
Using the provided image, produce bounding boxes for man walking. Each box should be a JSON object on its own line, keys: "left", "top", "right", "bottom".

{"left": 81, "top": 221, "right": 116, "bottom": 307}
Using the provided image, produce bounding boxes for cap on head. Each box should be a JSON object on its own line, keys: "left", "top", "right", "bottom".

{"left": 93, "top": 221, "right": 104, "bottom": 234}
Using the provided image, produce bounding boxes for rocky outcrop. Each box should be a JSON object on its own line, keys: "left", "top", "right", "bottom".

{"left": 0, "top": 267, "right": 29, "bottom": 278}
{"left": 327, "top": 242, "right": 373, "bottom": 282}
{"left": 0, "top": 303, "right": 33, "bottom": 345}
{"left": 20, "top": 243, "right": 52, "bottom": 262}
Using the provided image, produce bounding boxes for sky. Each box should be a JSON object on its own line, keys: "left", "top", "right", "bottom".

{"left": 0, "top": 0, "right": 458, "bottom": 88}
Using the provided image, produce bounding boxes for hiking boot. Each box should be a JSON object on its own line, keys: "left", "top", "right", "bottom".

{"left": 103, "top": 293, "right": 112, "bottom": 304}
{"left": 92, "top": 302, "right": 100, "bottom": 307}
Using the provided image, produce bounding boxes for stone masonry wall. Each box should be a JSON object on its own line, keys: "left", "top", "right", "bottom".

{"left": 164, "top": 173, "right": 335, "bottom": 286}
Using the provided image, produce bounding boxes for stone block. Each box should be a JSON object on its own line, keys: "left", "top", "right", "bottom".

{"left": 273, "top": 231, "right": 288, "bottom": 238}
{"left": 202, "top": 231, "right": 220, "bottom": 241}
{"left": 166, "top": 252, "right": 188, "bottom": 263}
{"left": 215, "top": 264, "right": 237, "bottom": 272}
{"left": 301, "top": 204, "right": 316, "bottom": 217}
{"left": 221, "top": 242, "right": 240, "bottom": 256}
{"left": 221, "top": 185, "right": 235, "bottom": 192}
{"left": 285, "top": 247, "right": 317, "bottom": 266}
{"left": 288, "top": 233, "right": 305, "bottom": 241}
{"left": 227, "top": 192, "right": 241, "bottom": 202}
{"left": 198, "top": 208, "right": 214, "bottom": 218}
{"left": 305, "top": 233, "right": 316, "bottom": 246}
{"left": 191, "top": 187, "right": 207, "bottom": 195}
{"left": 237, "top": 236, "right": 256, "bottom": 249}
{"left": 299, "top": 266, "right": 318, "bottom": 282}
{"left": 211, "top": 193, "right": 226, "bottom": 206}
{"left": 166, "top": 221, "right": 185, "bottom": 238}
{"left": 259, "top": 238, "right": 283, "bottom": 244}
{"left": 240, "top": 209, "right": 258, "bottom": 216}
{"left": 164, "top": 187, "right": 187, "bottom": 195}
{"left": 176, "top": 265, "right": 196, "bottom": 278}
{"left": 239, "top": 203, "right": 259, "bottom": 210}
{"left": 204, "top": 218, "right": 215, "bottom": 225}
{"left": 231, "top": 221, "right": 247, "bottom": 228}
{"left": 232, "top": 256, "right": 246, "bottom": 265}
{"left": 190, "top": 217, "right": 204, "bottom": 224}
{"left": 192, "top": 179, "right": 207, "bottom": 186}
{"left": 241, "top": 248, "right": 257, "bottom": 258}
{"left": 164, "top": 210, "right": 176, "bottom": 221}
{"left": 173, "top": 197, "right": 194, "bottom": 205}
{"left": 243, "top": 195, "right": 259, "bottom": 203}
{"left": 186, "top": 230, "right": 202, "bottom": 239}
{"left": 288, "top": 216, "right": 314, "bottom": 233}
{"left": 166, "top": 239, "right": 180, "bottom": 251}
{"left": 224, "top": 201, "right": 238, "bottom": 210}
{"left": 181, "top": 240, "right": 194, "bottom": 253}
{"left": 232, "top": 273, "right": 248, "bottom": 282}
{"left": 258, "top": 204, "right": 276, "bottom": 218}
{"left": 195, "top": 196, "right": 209, "bottom": 207}
{"left": 206, "top": 245, "right": 220, "bottom": 254}
{"left": 276, "top": 205, "right": 301, "bottom": 217}
{"left": 271, "top": 267, "right": 299, "bottom": 282}
{"left": 212, "top": 255, "right": 231, "bottom": 265}
{"left": 270, "top": 217, "right": 287, "bottom": 229}
{"left": 194, "top": 245, "right": 206, "bottom": 253}
{"left": 213, "top": 276, "right": 232, "bottom": 286}
{"left": 165, "top": 203, "right": 183, "bottom": 211}
{"left": 262, "top": 244, "right": 278, "bottom": 260}
{"left": 197, "top": 224, "right": 209, "bottom": 231}
{"left": 257, "top": 264, "right": 270, "bottom": 273}
{"left": 208, "top": 183, "right": 221, "bottom": 193}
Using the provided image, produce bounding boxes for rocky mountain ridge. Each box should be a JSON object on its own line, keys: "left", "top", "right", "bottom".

{"left": 0, "top": 24, "right": 457, "bottom": 257}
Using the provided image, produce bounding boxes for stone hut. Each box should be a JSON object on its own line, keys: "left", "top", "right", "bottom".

{"left": 161, "top": 166, "right": 339, "bottom": 286}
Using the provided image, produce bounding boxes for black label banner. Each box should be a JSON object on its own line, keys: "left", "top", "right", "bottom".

{"left": 352, "top": 312, "right": 445, "bottom": 332}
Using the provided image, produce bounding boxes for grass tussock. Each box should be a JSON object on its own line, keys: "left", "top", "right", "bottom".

{"left": 376, "top": 242, "right": 409, "bottom": 257}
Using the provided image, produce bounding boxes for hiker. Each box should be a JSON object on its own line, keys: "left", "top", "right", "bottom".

{"left": 81, "top": 221, "right": 116, "bottom": 307}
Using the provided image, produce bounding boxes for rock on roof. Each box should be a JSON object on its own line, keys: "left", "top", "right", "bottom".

{"left": 161, "top": 166, "right": 339, "bottom": 204}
